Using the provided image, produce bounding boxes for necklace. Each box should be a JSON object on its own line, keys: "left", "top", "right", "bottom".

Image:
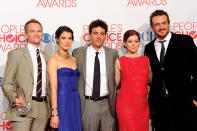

{"left": 57, "top": 50, "right": 70, "bottom": 59}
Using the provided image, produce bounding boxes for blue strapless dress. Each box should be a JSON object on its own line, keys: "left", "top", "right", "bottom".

{"left": 57, "top": 67, "right": 82, "bottom": 131}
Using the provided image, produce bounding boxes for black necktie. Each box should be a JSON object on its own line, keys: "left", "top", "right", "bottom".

{"left": 158, "top": 41, "right": 168, "bottom": 97}
{"left": 92, "top": 52, "right": 100, "bottom": 100}
{"left": 159, "top": 40, "right": 166, "bottom": 65}
{"left": 36, "top": 49, "right": 42, "bottom": 97}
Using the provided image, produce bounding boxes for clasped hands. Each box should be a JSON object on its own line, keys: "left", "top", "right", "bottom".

{"left": 14, "top": 94, "right": 26, "bottom": 108}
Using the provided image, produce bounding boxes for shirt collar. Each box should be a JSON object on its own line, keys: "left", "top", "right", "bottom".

{"left": 28, "top": 43, "right": 40, "bottom": 53}
{"left": 155, "top": 32, "right": 172, "bottom": 46}
{"left": 89, "top": 45, "right": 104, "bottom": 57}
{"left": 155, "top": 32, "right": 172, "bottom": 44}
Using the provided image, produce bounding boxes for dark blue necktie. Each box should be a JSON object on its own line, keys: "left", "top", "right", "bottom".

{"left": 92, "top": 52, "right": 100, "bottom": 100}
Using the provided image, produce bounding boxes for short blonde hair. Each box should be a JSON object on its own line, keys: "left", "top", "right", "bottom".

{"left": 24, "top": 18, "right": 43, "bottom": 33}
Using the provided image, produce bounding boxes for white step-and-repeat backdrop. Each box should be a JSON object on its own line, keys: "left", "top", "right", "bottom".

{"left": 0, "top": 0, "right": 197, "bottom": 130}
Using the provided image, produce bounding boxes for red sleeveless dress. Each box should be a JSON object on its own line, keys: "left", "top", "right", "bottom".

{"left": 116, "top": 56, "right": 149, "bottom": 131}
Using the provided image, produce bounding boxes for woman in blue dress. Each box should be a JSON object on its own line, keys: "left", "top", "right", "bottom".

{"left": 47, "top": 26, "right": 82, "bottom": 131}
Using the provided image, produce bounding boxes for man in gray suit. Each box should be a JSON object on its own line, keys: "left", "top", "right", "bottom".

{"left": 2, "top": 19, "right": 50, "bottom": 131}
{"left": 73, "top": 19, "right": 119, "bottom": 131}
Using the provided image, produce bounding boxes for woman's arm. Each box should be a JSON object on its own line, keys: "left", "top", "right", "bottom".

{"left": 148, "top": 58, "right": 152, "bottom": 83}
{"left": 47, "top": 57, "right": 59, "bottom": 128}
{"left": 115, "top": 59, "right": 121, "bottom": 88}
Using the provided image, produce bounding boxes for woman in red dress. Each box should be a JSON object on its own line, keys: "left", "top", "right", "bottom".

{"left": 115, "top": 30, "right": 152, "bottom": 131}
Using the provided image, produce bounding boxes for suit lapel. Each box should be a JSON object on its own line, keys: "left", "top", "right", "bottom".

{"left": 82, "top": 47, "right": 87, "bottom": 80}
{"left": 23, "top": 47, "right": 34, "bottom": 79}
{"left": 104, "top": 47, "right": 110, "bottom": 84}
{"left": 164, "top": 33, "right": 175, "bottom": 64}
{"left": 150, "top": 39, "right": 160, "bottom": 64}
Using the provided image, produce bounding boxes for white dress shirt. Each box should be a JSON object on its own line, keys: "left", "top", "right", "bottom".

{"left": 154, "top": 32, "right": 172, "bottom": 61}
{"left": 28, "top": 44, "right": 47, "bottom": 97}
{"left": 85, "top": 45, "right": 108, "bottom": 97}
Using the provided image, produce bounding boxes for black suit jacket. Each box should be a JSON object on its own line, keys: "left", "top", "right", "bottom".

{"left": 144, "top": 32, "right": 197, "bottom": 111}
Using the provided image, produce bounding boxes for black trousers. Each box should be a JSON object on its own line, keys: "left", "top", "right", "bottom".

{"left": 151, "top": 97, "right": 197, "bottom": 131}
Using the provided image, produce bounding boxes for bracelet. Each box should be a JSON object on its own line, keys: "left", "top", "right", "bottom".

{"left": 51, "top": 107, "right": 57, "bottom": 111}
{"left": 51, "top": 114, "right": 58, "bottom": 117}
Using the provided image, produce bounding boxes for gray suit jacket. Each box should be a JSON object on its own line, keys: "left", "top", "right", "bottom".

{"left": 2, "top": 47, "right": 51, "bottom": 121}
{"left": 72, "top": 46, "right": 119, "bottom": 117}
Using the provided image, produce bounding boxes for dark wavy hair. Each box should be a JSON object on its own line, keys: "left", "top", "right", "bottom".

{"left": 55, "top": 26, "right": 74, "bottom": 44}
{"left": 89, "top": 19, "right": 108, "bottom": 34}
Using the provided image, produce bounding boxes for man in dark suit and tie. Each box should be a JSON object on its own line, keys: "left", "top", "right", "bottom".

{"left": 144, "top": 10, "right": 197, "bottom": 131}
{"left": 2, "top": 19, "right": 50, "bottom": 131}
{"left": 73, "top": 19, "right": 119, "bottom": 131}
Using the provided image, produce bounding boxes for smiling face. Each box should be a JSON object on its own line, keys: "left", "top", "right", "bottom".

{"left": 25, "top": 23, "right": 43, "bottom": 47}
{"left": 56, "top": 31, "right": 73, "bottom": 51}
{"left": 125, "top": 35, "right": 140, "bottom": 54}
{"left": 151, "top": 15, "right": 170, "bottom": 40}
{"left": 90, "top": 26, "right": 106, "bottom": 51}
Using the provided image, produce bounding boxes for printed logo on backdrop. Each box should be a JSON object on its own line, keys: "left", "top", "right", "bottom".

{"left": 173, "top": 21, "right": 197, "bottom": 46}
{"left": 42, "top": 33, "right": 55, "bottom": 43}
{"left": 136, "top": 24, "right": 156, "bottom": 55}
{"left": 36, "top": 0, "right": 77, "bottom": 8}
{"left": 0, "top": 25, "right": 27, "bottom": 52}
{"left": 0, "top": 112, "right": 12, "bottom": 130}
{"left": 82, "top": 24, "right": 123, "bottom": 51}
{"left": 0, "top": 24, "right": 55, "bottom": 52}
{"left": 41, "top": 33, "right": 59, "bottom": 56}
{"left": 140, "top": 31, "right": 155, "bottom": 42}
{"left": 127, "top": 0, "right": 167, "bottom": 6}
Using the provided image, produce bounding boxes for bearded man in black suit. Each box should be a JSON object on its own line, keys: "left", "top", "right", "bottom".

{"left": 144, "top": 10, "right": 197, "bottom": 131}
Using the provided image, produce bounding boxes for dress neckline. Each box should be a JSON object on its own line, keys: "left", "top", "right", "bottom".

{"left": 57, "top": 67, "right": 77, "bottom": 71}
{"left": 123, "top": 55, "right": 143, "bottom": 59}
